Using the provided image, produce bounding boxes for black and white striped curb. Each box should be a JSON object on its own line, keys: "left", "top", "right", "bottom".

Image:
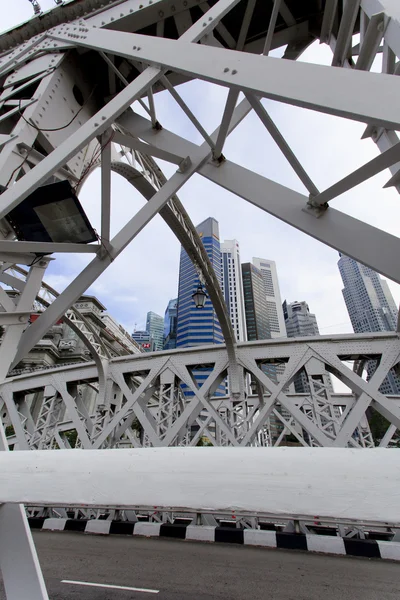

{"left": 28, "top": 518, "right": 400, "bottom": 561}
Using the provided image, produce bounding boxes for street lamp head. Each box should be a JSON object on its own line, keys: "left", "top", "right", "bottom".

{"left": 192, "top": 285, "right": 207, "bottom": 309}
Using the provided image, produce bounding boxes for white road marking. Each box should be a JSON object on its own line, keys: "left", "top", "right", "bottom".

{"left": 61, "top": 579, "right": 159, "bottom": 594}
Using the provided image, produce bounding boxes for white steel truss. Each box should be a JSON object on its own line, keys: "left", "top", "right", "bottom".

{"left": 0, "top": 0, "right": 399, "bottom": 597}
{"left": 2, "top": 332, "right": 400, "bottom": 451}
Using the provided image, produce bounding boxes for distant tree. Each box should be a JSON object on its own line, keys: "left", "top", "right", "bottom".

{"left": 5, "top": 425, "right": 14, "bottom": 437}
{"left": 120, "top": 417, "right": 143, "bottom": 446}
{"left": 196, "top": 436, "right": 213, "bottom": 447}
{"left": 131, "top": 417, "right": 143, "bottom": 436}
{"left": 64, "top": 429, "right": 78, "bottom": 448}
{"left": 367, "top": 407, "right": 390, "bottom": 445}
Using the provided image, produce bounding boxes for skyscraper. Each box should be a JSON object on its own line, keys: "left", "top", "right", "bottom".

{"left": 221, "top": 239, "right": 247, "bottom": 341}
{"left": 283, "top": 300, "right": 320, "bottom": 338}
{"left": 176, "top": 217, "right": 224, "bottom": 397}
{"left": 283, "top": 299, "right": 325, "bottom": 394}
{"left": 146, "top": 311, "right": 164, "bottom": 351}
{"left": 338, "top": 254, "right": 400, "bottom": 394}
{"left": 131, "top": 330, "right": 154, "bottom": 352}
{"left": 252, "top": 258, "right": 286, "bottom": 338}
{"left": 242, "top": 262, "right": 284, "bottom": 443}
{"left": 176, "top": 217, "right": 223, "bottom": 348}
{"left": 163, "top": 298, "right": 178, "bottom": 350}
{"left": 338, "top": 254, "right": 398, "bottom": 333}
{"left": 241, "top": 263, "right": 271, "bottom": 341}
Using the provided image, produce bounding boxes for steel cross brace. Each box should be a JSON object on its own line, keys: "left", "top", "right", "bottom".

{"left": 0, "top": 0, "right": 244, "bottom": 398}
{"left": 118, "top": 110, "right": 400, "bottom": 284}
{"left": 47, "top": 22, "right": 400, "bottom": 130}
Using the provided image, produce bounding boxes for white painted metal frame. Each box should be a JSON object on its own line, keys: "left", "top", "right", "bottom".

{"left": 2, "top": 446, "right": 400, "bottom": 524}
{"left": 0, "top": 0, "right": 399, "bottom": 597}
{"left": 3, "top": 332, "right": 400, "bottom": 451}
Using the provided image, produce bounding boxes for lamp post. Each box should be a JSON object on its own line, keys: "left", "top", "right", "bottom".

{"left": 192, "top": 284, "right": 207, "bottom": 309}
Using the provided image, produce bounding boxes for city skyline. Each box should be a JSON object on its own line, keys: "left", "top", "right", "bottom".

{"left": 140, "top": 222, "right": 320, "bottom": 348}
{"left": 4, "top": 3, "right": 400, "bottom": 342}
{"left": 136, "top": 236, "right": 400, "bottom": 353}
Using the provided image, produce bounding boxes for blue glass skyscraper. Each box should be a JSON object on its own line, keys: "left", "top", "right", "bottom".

{"left": 176, "top": 217, "right": 223, "bottom": 348}
{"left": 176, "top": 218, "right": 224, "bottom": 397}
{"left": 163, "top": 298, "right": 178, "bottom": 350}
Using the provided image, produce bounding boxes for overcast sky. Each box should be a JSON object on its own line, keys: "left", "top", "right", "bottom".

{"left": 3, "top": 0, "right": 400, "bottom": 337}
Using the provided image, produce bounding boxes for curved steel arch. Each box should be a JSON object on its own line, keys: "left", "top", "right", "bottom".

{"left": 0, "top": 264, "right": 111, "bottom": 397}
{"left": 70, "top": 123, "right": 240, "bottom": 394}
{"left": 109, "top": 155, "right": 240, "bottom": 388}
{"left": 72, "top": 125, "right": 239, "bottom": 376}
{"left": 109, "top": 158, "right": 242, "bottom": 398}
{"left": 18, "top": 132, "right": 240, "bottom": 395}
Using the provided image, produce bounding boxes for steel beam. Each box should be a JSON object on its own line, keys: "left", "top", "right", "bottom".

{"left": 356, "top": 12, "right": 385, "bottom": 71}
{"left": 48, "top": 24, "right": 400, "bottom": 129}
{"left": 112, "top": 130, "right": 187, "bottom": 166}
{"left": 320, "top": 0, "right": 339, "bottom": 44}
{"left": 201, "top": 161, "right": 400, "bottom": 284}
{"left": 100, "top": 129, "right": 112, "bottom": 249}
{"left": 246, "top": 94, "right": 319, "bottom": 196}
{"left": 361, "top": 0, "right": 400, "bottom": 59}
{"left": 263, "top": 0, "right": 282, "bottom": 55}
{"left": 332, "top": 0, "right": 361, "bottom": 66}
{"left": 0, "top": 503, "right": 48, "bottom": 600}
{"left": 0, "top": 67, "right": 161, "bottom": 218}
{"left": 12, "top": 149, "right": 209, "bottom": 367}
{"left": 309, "top": 140, "right": 400, "bottom": 206}
{"left": 0, "top": 241, "right": 100, "bottom": 254}
{"left": 115, "top": 110, "right": 400, "bottom": 283}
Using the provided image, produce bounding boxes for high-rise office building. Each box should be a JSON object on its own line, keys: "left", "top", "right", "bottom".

{"left": 283, "top": 300, "right": 320, "bottom": 338}
{"left": 163, "top": 298, "right": 178, "bottom": 350}
{"left": 338, "top": 254, "right": 398, "bottom": 333}
{"left": 176, "top": 217, "right": 223, "bottom": 348}
{"left": 283, "top": 300, "right": 326, "bottom": 394}
{"left": 131, "top": 330, "right": 154, "bottom": 352}
{"left": 221, "top": 239, "right": 247, "bottom": 341}
{"left": 252, "top": 258, "right": 286, "bottom": 338}
{"left": 338, "top": 253, "right": 400, "bottom": 394}
{"left": 241, "top": 263, "right": 271, "bottom": 341}
{"left": 176, "top": 217, "right": 224, "bottom": 397}
{"left": 146, "top": 311, "right": 164, "bottom": 351}
{"left": 242, "top": 262, "right": 285, "bottom": 443}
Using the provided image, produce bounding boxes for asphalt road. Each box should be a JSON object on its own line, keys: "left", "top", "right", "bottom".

{"left": 1, "top": 531, "right": 400, "bottom": 600}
